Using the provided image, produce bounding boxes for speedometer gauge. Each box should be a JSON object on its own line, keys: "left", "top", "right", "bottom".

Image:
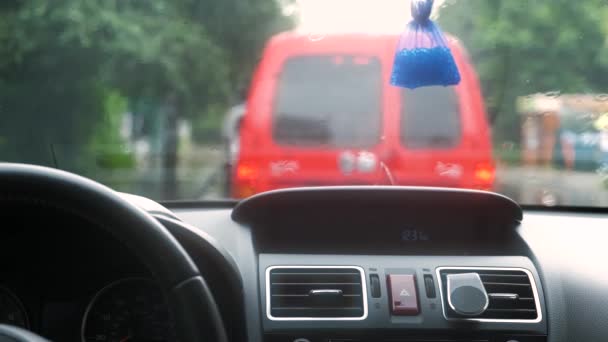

{"left": 0, "top": 286, "right": 29, "bottom": 328}
{"left": 81, "top": 278, "right": 174, "bottom": 342}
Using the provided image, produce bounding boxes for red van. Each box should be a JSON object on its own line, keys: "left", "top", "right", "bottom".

{"left": 232, "top": 32, "right": 494, "bottom": 198}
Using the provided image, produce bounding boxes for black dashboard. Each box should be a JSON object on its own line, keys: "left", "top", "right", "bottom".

{"left": 0, "top": 206, "right": 153, "bottom": 341}
{"left": 0, "top": 202, "right": 243, "bottom": 342}
{"left": 1, "top": 186, "right": 608, "bottom": 342}
{"left": 232, "top": 187, "right": 546, "bottom": 342}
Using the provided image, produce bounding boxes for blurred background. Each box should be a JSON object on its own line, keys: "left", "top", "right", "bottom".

{"left": 1, "top": 0, "right": 608, "bottom": 206}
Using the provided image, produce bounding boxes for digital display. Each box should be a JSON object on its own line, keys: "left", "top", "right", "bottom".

{"left": 401, "top": 228, "right": 431, "bottom": 242}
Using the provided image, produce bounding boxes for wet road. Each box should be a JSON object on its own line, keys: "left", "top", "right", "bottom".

{"left": 496, "top": 166, "right": 608, "bottom": 207}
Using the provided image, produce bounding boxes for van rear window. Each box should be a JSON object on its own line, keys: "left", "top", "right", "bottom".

{"left": 273, "top": 56, "right": 382, "bottom": 147}
{"left": 400, "top": 86, "right": 461, "bottom": 149}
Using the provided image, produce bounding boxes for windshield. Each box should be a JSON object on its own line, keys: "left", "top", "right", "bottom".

{"left": 2, "top": 0, "right": 608, "bottom": 207}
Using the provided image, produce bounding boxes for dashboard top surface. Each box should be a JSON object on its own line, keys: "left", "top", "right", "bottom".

{"left": 232, "top": 186, "right": 523, "bottom": 227}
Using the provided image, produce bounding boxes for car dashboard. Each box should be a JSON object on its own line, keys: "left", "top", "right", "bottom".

{"left": 1, "top": 186, "right": 608, "bottom": 342}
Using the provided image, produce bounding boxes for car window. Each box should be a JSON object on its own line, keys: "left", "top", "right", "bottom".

{"left": 273, "top": 56, "right": 382, "bottom": 148}
{"left": 401, "top": 87, "right": 461, "bottom": 149}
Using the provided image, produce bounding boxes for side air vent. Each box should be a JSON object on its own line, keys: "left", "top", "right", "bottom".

{"left": 266, "top": 266, "right": 367, "bottom": 320}
{"left": 437, "top": 267, "right": 541, "bottom": 322}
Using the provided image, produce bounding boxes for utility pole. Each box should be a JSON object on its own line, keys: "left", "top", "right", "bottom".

{"left": 162, "top": 93, "right": 179, "bottom": 200}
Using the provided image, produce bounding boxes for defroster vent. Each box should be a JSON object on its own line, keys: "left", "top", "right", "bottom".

{"left": 266, "top": 266, "right": 368, "bottom": 320}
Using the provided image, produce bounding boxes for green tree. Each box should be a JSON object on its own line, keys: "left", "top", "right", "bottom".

{"left": 187, "top": 0, "right": 294, "bottom": 90}
{"left": 439, "top": 0, "right": 608, "bottom": 143}
{"left": 0, "top": 0, "right": 292, "bottom": 198}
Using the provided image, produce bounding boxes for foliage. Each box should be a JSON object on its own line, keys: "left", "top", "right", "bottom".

{"left": 90, "top": 90, "right": 135, "bottom": 170}
{"left": 0, "top": 0, "right": 291, "bottom": 169}
{"left": 191, "top": 104, "right": 225, "bottom": 144}
{"left": 494, "top": 144, "right": 521, "bottom": 167}
{"left": 439, "top": 0, "right": 608, "bottom": 143}
{"left": 187, "top": 0, "right": 294, "bottom": 89}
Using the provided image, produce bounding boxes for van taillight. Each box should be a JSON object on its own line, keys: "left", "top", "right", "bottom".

{"left": 474, "top": 162, "right": 496, "bottom": 188}
{"left": 236, "top": 164, "right": 258, "bottom": 180}
{"left": 234, "top": 163, "right": 259, "bottom": 198}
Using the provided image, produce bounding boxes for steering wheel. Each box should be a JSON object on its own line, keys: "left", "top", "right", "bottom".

{"left": 0, "top": 164, "right": 228, "bottom": 342}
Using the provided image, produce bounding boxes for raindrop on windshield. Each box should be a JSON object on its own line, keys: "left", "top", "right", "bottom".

{"left": 594, "top": 93, "right": 608, "bottom": 102}
{"left": 281, "top": 0, "right": 299, "bottom": 17}
{"left": 597, "top": 163, "right": 608, "bottom": 176}
{"left": 541, "top": 190, "right": 558, "bottom": 207}
{"left": 307, "top": 33, "right": 326, "bottom": 42}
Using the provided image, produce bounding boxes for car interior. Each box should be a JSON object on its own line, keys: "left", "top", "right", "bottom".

{"left": 0, "top": 163, "right": 607, "bottom": 342}
{"left": 2, "top": 1, "right": 608, "bottom": 341}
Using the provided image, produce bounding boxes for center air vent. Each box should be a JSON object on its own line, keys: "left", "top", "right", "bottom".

{"left": 437, "top": 267, "right": 541, "bottom": 322}
{"left": 266, "top": 266, "right": 367, "bottom": 320}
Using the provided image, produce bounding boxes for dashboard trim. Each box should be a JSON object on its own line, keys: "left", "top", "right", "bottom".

{"left": 436, "top": 266, "right": 543, "bottom": 323}
{"left": 265, "top": 265, "right": 369, "bottom": 321}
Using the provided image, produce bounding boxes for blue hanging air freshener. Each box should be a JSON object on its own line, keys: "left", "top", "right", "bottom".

{"left": 390, "top": 0, "right": 461, "bottom": 89}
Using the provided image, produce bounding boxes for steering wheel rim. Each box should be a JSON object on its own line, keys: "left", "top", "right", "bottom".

{"left": 0, "top": 163, "right": 228, "bottom": 342}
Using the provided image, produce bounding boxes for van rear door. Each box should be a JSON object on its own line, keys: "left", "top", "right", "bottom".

{"left": 267, "top": 55, "right": 386, "bottom": 187}
{"left": 390, "top": 85, "right": 473, "bottom": 187}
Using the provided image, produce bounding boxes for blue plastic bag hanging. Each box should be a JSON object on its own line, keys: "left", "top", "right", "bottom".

{"left": 390, "top": 0, "right": 461, "bottom": 89}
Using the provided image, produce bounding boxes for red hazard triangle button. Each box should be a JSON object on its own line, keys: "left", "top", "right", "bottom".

{"left": 387, "top": 274, "right": 419, "bottom": 315}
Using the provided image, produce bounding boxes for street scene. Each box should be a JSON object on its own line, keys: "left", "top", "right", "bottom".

{"left": 2, "top": 0, "right": 608, "bottom": 208}
{"left": 3, "top": 2, "right": 608, "bottom": 342}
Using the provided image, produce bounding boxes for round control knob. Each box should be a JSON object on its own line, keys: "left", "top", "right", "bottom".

{"left": 446, "top": 273, "right": 489, "bottom": 316}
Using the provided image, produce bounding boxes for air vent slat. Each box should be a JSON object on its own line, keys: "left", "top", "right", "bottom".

{"left": 271, "top": 284, "right": 361, "bottom": 296}
{"left": 479, "top": 274, "right": 529, "bottom": 284}
{"left": 489, "top": 297, "right": 535, "bottom": 310}
{"left": 486, "top": 308, "right": 537, "bottom": 313}
{"left": 272, "top": 272, "right": 360, "bottom": 275}
{"left": 272, "top": 294, "right": 361, "bottom": 297}
{"left": 271, "top": 307, "right": 365, "bottom": 318}
{"left": 273, "top": 307, "right": 362, "bottom": 310}
{"left": 271, "top": 282, "right": 360, "bottom": 285}
{"left": 482, "top": 282, "right": 531, "bottom": 287}
{"left": 267, "top": 267, "right": 366, "bottom": 320}
{"left": 272, "top": 294, "right": 362, "bottom": 308}
{"left": 384, "top": 340, "right": 489, "bottom": 342}
{"left": 439, "top": 268, "right": 540, "bottom": 321}
{"left": 271, "top": 272, "right": 361, "bottom": 284}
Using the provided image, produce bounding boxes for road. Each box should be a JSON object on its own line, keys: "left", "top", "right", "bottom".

{"left": 92, "top": 142, "right": 608, "bottom": 207}
{"left": 190, "top": 163, "right": 608, "bottom": 206}
{"left": 496, "top": 166, "right": 608, "bottom": 207}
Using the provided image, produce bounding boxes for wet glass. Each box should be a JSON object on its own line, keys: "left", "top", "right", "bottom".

{"left": 1, "top": 0, "right": 607, "bottom": 207}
